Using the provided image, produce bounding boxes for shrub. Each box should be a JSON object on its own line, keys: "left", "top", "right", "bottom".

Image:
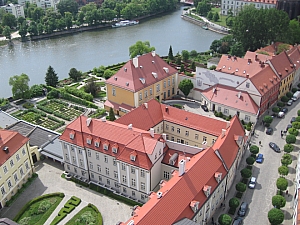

{"left": 272, "top": 107, "right": 280, "bottom": 113}
{"left": 218, "top": 214, "right": 232, "bottom": 225}
{"left": 288, "top": 128, "right": 298, "bottom": 136}
{"left": 284, "top": 144, "right": 294, "bottom": 153}
{"left": 292, "top": 88, "right": 298, "bottom": 93}
{"left": 281, "top": 96, "right": 289, "bottom": 102}
{"left": 229, "top": 197, "right": 240, "bottom": 209}
{"left": 240, "top": 168, "right": 252, "bottom": 179}
{"left": 47, "top": 90, "right": 59, "bottom": 99}
{"left": 23, "top": 102, "right": 34, "bottom": 109}
{"left": 246, "top": 156, "right": 255, "bottom": 165}
{"left": 235, "top": 182, "right": 246, "bottom": 193}
{"left": 298, "top": 110, "right": 300, "bottom": 116}
{"left": 281, "top": 154, "right": 292, "bottom": 166}
{"left": 286, "top": 134, "right": 296, "bottom": 144}
{"left": 293, "top": 122, "right": 300, "bottom": 129}
{"left": 249, "top": 145, "right": 259, "bottom": 155}
{"left": 64, "top": 86, "right": 93, "bottom": 102}
{"left": 263, "top": 115, "right": 273, "bottom": 125}
{"left": 278, "top": 166, "right": 289, "bottom": 176}
{"left": 276, "top": 177, "right": 288, "bottom": 191}
{"left": 286, "top": 92, "right": 293, "bottom": 99}
{"left": 268, "top": 208, "right": 284, "bottom": 225}
{"left": 277, "top": 101, "right": 285, "bottom": 107}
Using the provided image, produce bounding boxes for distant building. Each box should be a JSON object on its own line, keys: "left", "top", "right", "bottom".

{"left": 18, "top": 0, "right": 58, "bottom": 10}
{"left": 276, "top": 0, "right": 300, "bottom": 19}
{"left": 1, "top": 3, "right": 24, "bottom": 19}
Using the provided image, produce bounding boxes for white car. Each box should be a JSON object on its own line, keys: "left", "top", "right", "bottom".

{"left": 248, "top": 177, "right": 256, "bottom": 189}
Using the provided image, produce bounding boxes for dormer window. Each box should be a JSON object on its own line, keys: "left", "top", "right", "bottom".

{"left": 86, "top": 136, "right": 92, "bottom": 145}
{"left": 190, "top": 200, "right": 200, "bottom": 213}
{"left": 94, "top": 139, "right": 100, "bottom": 147}
{"left": 215, "top": 172, "right": 222, "bottom": 183}
{"left": 152, "top": 72, "right": 158, "bottom": 78}
{"left": 69, "top": 131, "right": 75, "bottom": 140}
{"left": 103, "top": 144, "right": 108, "bottom": 150}
{"left": 203, "top": 185, "right": 211, "bottom": 197}
{"left": 130, "top": 151, "right": 137, "bottom": 161}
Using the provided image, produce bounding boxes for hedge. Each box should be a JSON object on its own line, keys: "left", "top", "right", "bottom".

{"left": 64, "top": 86, "right": 93, "bottom": 102}
{"left": 36, "top": 105, "right": 54, "bottom": 114}
{"left": 14, "top": 192, "right": 65, "bottom": 222}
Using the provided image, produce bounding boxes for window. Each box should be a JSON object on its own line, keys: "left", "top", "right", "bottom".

{"left": 95, "top": 141, "right": 99, "bottom": 148}
{"left": 122, "top": 175, "right": 127, "bottom": 183}
{"left": 22, "top": 148, "right": 26, "bottom": 155}
{"left": 245, "top": 115, "right": 250, "bottom": 121}
{"left": 99, "top": 176, "right": 102, "bottom": 182}
{"left": 96, "top": 153, "right": 99, "bottom": 160}
{"left": 155, "top": 153, "right": 157, "bottom": 160}
{"left": 246, "top": 82, "right": 250, "bottom": 88}
{"left": 156, "top": 84, "right": 160, "bottom": 92}
{"left": 185, "top": 141, "right": 189, "bottom": 145}
{"left": 80, "top": 159, "right": 83, "bottom": 167}
{"left": 72, "top": 156, "right": 76, "bottom": 163}
{"left": 89, "top": 162, "right": 93, "bottom": 169}
{"left": 168, "top": 79, "right": 170, "bottom": 86}
{"left": 104, "top": 156, "right": 108, "bottom": 163}
{"left": 65, "top": 154, "right": 69, "bottom": 161}
{"left": 91, "top": 173, "right": 94, "bottom": 179}
{"left": 166, "top": 135, "right": 169, "bottom": 140}
{"left": 114, "top": 171, "right": 118, "bottom": 179}
{"left": 141, "top": 194, "right": 145, "bottom": 201}
{"left": 224, "top": 109, "right": 229, "bottom": 114}
{"left": 159, "top": 149, "right": 161, "bottom": 155}
{"left": 177, "top": 128, "right": 180, "bottom": 134}
{"left": 132, "top": 179, "right": 136, "bottom": 186}
{"left": 81, "top": 170, "right": 85, "bottom": 176}
{"left": 164, "top": 171, "right": 170, "bottom": 180}
{"left": 139, "top": 93, "right": 142, "bottom": 100}
{"left": 71, "top": 146, "right": 75, "bottom": 152}
{"left": 112, "top": 147, "right": 118, "bottom": 153}
{"left": 87, "top": 150, "right": 91, "bottom": 157}
{"left": 67, "top": 165, "right": 70, "bottom": 170}
{"left": 145, "top": 90, "right": 148, "bottom": 98}
{"left": 3, "top": 166, "right": 8, "bottom": 174}
{"left": 78, "top": 149, "right": 82, "bottom": 154}
{"left": 150, "top": 88, "right": 153, "bottom": 95}
{"left": 1, "top": 186, "right": 5, "bottom": 196}
{"left": 166, "top": 124, "right": 169, "bottom": 130}
{"left": 7, "top": 180, "right": 12, "bottom": 189}
{"left": 107, "top": 179, "right": 110, "bottom": 185}
{"left": 97, "top": 165, "right": 101, "bottom": 172}
{"left": 168, "top": 90, "right": 170, "bottom": 97}
{"left": 212, "top": 139, "right": 216, "bottom": 144}
{"left": 25, "top": 161, "right": 29, "bottom": 170}
{"left": 141, "top": 169, "right": 145, "bottom": 178}
{"left": 171, "top": 126, "right": 174, "bottom": 132}
{"left": 164, "top": 81, "right": 166, "bottom": 88}
{"left": 105, "top": 168, "right": 109, "bottom": 175}
{"left": 172, "top": 88, "right": 174, "bottom": 95}
{"left": 171, "top": 136, "right": 174, "bottom": 141}
{"left": 19, "top": 167, "right": 24, "bottom": 176}
{"left": 16, "top": 154, "right": 20, "bottom": 161}
{"left": 13, "top": 173, "right": 18, "bottom": 182}
{"left": 10, "top": 160, "right": 14, "bottom": 167}
{"left": 112, "top": 88, "right": 116, "bottom": 96}
{"left": 203, "top": 136, "right": 207, "bottom": 142}
{"left": 123, "top": 187, "right": 127, "bottom": 193}
{"left": 74, "top": 168, "right": 77, "bottom": 173}
{"left": 185, "top": 131, "right": 189, "bottom": 136}
{"left": 132, "top": 191, "right": 135, "bottom": 197}
{"left": 177, "top": 139, "right": 180, "bottom": 143}
{"left": 195, "top": 134, "right": 199, "bottom": 140}
{"left": 103, "top": 145, "right": 108, "bottom": 151}
{"left": 131, "top": 167, "right": 135, "bottom": 174}
{"left": 113, "top": 159, "right": 117, "bottom": 166}
{"left": 172, "top": 77, "right": 175, "bottom": 84}
{"left": 141, "top": 182, "right": 145, "bottom": 190}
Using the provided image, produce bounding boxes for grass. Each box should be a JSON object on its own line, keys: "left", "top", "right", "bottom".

{"left": 65, "top": 204, "right": 102, "bottom": 225}
{"left": 0, "top": 40, "right": 9, "bottom": 47}
{"left": 209, "top": 7, "right": 229, "bottom": 27}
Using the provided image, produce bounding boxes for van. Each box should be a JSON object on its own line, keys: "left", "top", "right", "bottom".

{"left": 278, "top": 112, "right": 285, "bottom": 118}
{"left": 292, "top": 91, "right": 300, "bottom": 101}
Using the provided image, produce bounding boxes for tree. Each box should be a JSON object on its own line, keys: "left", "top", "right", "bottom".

{"left": 286, "top": 91, "right": 293, "bottom": 99}
{"left": 296, "top": 116, "right": 300, "bottom": 122}
{"left": 284, "top": 144, "right": 294, "bottom": 153}
{"left": 84, "top": 78, "right": 98, "bottom": 97}
{"left": 9, "top": 74, "right": 31, "bottom": 99}
{"left": 240, "top": 168, "right": 252, "bottom": 179}
{"left": 129, "top": 41, "right": 155, "bottom": 58}
{"left": 218, "top": 214, "right": 232, "bottom": 225}
{"left": 103, "top": 69, "right": 114, "bottom": 79}
{"left": 263, "top": 115, "right": 273, "bottom": 125}
{"left": 207, "top": 11, "right": 213, "bottom": 20}
{"left": 288, "top": 128, "right": 298, "bottom": 136}
{"left": 272, "top": 195, "right": 286, "bottom": 209}
{"left": 168, "top": 45, "right": 174, "bottom": 60}
{"left": 57, "top": 0, "right": 78, "bottom": 15}
{"left": 18, "top": 21, "right": 28, "bottom": 39}
{"left": 30, "top": 84, "right": 44, "bottom": 97}
{"left": 28, "top": 21, "right": 38, "bottom": 36}
{"left": 276, "top": 177, "right": 288, "bottom": 191}
{"left": 176, "top": 54, "right": 181, "bottom": 65}
{"left": 292, "top": 122, "right": 300, "bottom": 129}
{"left": 268, "top": 208, "right": 284, "bottom": 225}
{"left": 69, "top": 68, "right": 82, "bottom": 81}
{"left": 213, "top": 11, "right": 219, "bottom": 22}
{"left": 191, "top": 61, "right": 196, "bottom": 71}
{"left": 196, "top": 0, "right": 211, "bottom": 16}
{"left": 2, "top": 13, "right": 16, "bottom": 28}
{"left": 64, "top": 12, "right": 73, "bottom": 29}
{"left": 229, "top": 197, "right": 240, "bottom": 209}
{"left": 286, "top": 134, "right": 296, "bottom": 144}
{"left": 272, "top": 107, "right": 280, "bottom": 113}
{"left": 281, "top": 154, "right": 292, "bottom": 166}
{"left": 229, "top": 42, "right": 245, "bottom": 57}
{"left": 181, "top": 50, "right": 189, "bottom": 62}
{"left": 45, "top": 66, "right": 58, "bottom": 87}
{"left": 178, "top": 79, "right": 194, "bottom": 98}
{"left": 278, "top": 166, "right": 289, "bottom": 177}
{"left": 281, "top": 95, "right": 289, "bottom": 103}
{"left": 235, "top": 182, "right": 246, "bottom": 193}
{"left": 246, "top": 156, "right": 255, "bottom": 165}
{"left": 288, "top": 19, "right": 300, "bottom": 44}
{"left": 2, "top": 26, "right": 11, "bottom": 40}
{"left": 249, "top": 145, "right": 259, "bottom": 155}
{"left": 109, "top": 107, "right": 116, "bottom": 121}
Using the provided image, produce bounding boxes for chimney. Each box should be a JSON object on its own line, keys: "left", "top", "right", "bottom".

{"left": 152, "top": 51, "right": 156, "bottom": 57}
{"left": 124, "top": 67, "right": 127, "bottom": 72}
{"left": 226, "top": 121, "right": 230, "bottom": 129}
{"left": 128, "top": 124, "right": 132, "bottom": 130}
{"left": 246, "top": 74, "right": 249, "bottom": 78}
{"left": 101, "top": 118, "right": 106, "bottom": 122}
{"left": 157, "top": 191, "right": 163, "bottom": 199}
{"left": 165, "top": 106, "right": 169, "bottom": 113}
{"left": 86, "top": 117, "right": 92, "bottom": 127}
{"left": 144, "top": 102, "right": 148, "bottom": 108}
{"left": 237, "top": 91, "right": 241, "bottom": 99}
{"left": 133, "top": 57, "right": 138, "bottom": 68}
{"left": 149, "top": 128, "right": 154, "bottom": 138}
{"left": 162, "top": 133, "right": 167, "bottom": 141}
{"left": 179, "top": 159, "right": 186, "bottom": 176}
{"left": 159, "top": 180, "right": 167, "bottom": 188}
{"left": 255, "top": 54, "right": 258, "bottom": 60}
{"left": 221, "top": 129, "right": 226, "bottom": 137}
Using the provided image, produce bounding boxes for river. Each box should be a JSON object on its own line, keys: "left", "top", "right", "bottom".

{"left": 0, "top": 7, "right": 224, "bottom": 98}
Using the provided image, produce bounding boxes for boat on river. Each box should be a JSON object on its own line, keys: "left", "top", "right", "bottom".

{"left": 112, "top": 20, "right": 139, "bottom": 28}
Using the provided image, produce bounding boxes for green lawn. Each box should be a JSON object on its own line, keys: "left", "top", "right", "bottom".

{"left": 209, "top": 7, "right": 229, "bottom": 27}
{"left": 65, "top": 204, "right": 102, "bottom": 225}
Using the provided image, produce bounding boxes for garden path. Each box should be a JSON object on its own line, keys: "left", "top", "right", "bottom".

{"left": 44, "top": 195, "right": 70, "bottom": 225}
{"left": 57, "top": 201, "right": 87, "bottom": 225}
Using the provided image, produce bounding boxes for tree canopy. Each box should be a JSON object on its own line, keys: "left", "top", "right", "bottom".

{"left": 272, "top": 195, "right": 286, "bottom": 209}
{"left": 268, "top": 208, "right": 284, "bottom": 225}
{"left": 218, "top": 214, "right": 232, "bottom": 225}
{"left": 57, "top": 0, "right": 78, "bottom": 15}
{"left": 276, "top": 177, "right": 288, "bottom": 191}
{"left": 178, "top": 79, "right": 194, "bottom": 98}
{"left": 278, "top": 166, "right": 289, "bottom": 177}
{"left": 45, "top": 66, "right": 59, "bottom": 87}
{"left": 129, "top": 41, "right": 155, "bottom": 58}
{"left": 9, "top": 73, "right": 31, "bottom": 99}
{"left": 69, "top": 68, "right": 82, "bottom": 81}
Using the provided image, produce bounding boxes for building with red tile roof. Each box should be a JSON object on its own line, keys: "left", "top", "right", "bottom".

{"left": 255, "top": 42, "right": 292, "bottom": 56}
{"left": 0, "top": 129, "right": 33, "bottom": 208}
{"left": 105, "top": 52, "right": 178, "bottom": 115}
{"left": 287, "top": 45, "right": 300, "bottom": 87}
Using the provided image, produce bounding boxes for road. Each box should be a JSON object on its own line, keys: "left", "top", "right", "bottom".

{"left": 243, "top": 103, "right": 299, "bottom": 225}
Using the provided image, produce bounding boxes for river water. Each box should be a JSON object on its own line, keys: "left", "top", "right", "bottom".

{"left": 0, "top": 7, "right": 224, "bottom": 98}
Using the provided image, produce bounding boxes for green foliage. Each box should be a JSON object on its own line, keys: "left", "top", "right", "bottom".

{"left": 57, "top": 0, "right": 78, "bottom": 15}
{"left": 218, "top": 214, "right": 232, "bottom": 225}
{"left": 45, "top": 66, "right": 59, "bottom": 87}
{"left": 229, "top": 197, "right": 240, "bottom": 209}
{"left": 235, "top": 182, "right": 246, "bottom": 193}
{"left": 172, "top": 104, "right": 183, "bottom": 109}
{"left": 292, "top": 88, "right": 298, "bottom": 93}
{"left": 240, "top": 168, "right": 252, "bottom": 179}
{"left": 286, "top": 91, "right": 293, "bottom": 99}
{"left": 296, "top": 116, "right": 300, "bottom": 122}
{"left": 229, "top": 42, "right": 245, "bottom": 57}
{"left": 284, "top": 144, "right": 294, "bottom": 153}
{"left": 277, "top": 44, "right": 291, "bottom": 55}
{"left": 276, "top": 177, "right": 288, "bottom": 191}
{"left": 178, "top": 79, "right": 194, "bottom": 97}
{"left": 272, "top": 195, "right": 286, "bottom": 209}
{"left": 246, "top": 156, "right": 255, "bottom": 165}
{"left": 277, "top": 101, "right": 285, "bottom": 107}
{"left": 108, "top": 107, "right": 116, "bottom": 121}
{"left": 288, "top": 127, "right": 298, "bottom": 136}
{"left": 213, "top": 11, "right": 219, "bottom": 22}
{"left": 278, "top": 166, "right": 289, "bottom": 177}
{"left": 207, "top": 11, "right": 213, "bottom": 20}
{"left": 23, "top": 102, "right": 34, "bottom": 109}
{"left": 281, "top": 95, "right": 289, "bottom": 102}
{"left": 272, "top": 107, "right": 280, "bottom": 113}
{"left": 30, "top": 84, "right": 45, "bottom": 97}
{"left": 64, "top": 86, "right": 93, "bottom": 102}
{"left": 103, "top": 69, "right": 115, "bottom": 79}
{"left": 47, "top": 89, "right": 60, "bottom": 99}
{"left": 298, "top": 109, "right": 300, "bottom": 116}
{"left": 286, "top": 134, "right": 296, "bottom": 144}
{"left": 65, "top": 204, "right": 102, "bottom": 225}
{"left": 209, "top": 65, "right": 217, "bottom": 70}
{"left": 9, "top": 73, "right": 31, "bottom": 99}
{"left": 129, "top": 41, "right": 155, "bottom": 58}
{"left": 69, "top": 68, "right": 82, "bottom": 81}
{"left": 281, "top": 154, "right": 292, "bottom": 166}
{"left": 181, "top": 50, "right": 189, "bottom": 61}
{"left": 268, "top": 208, "right": 284, "bottom": 225}
{"left": 292, "top": 121, "right": 300, "bottom": 129}
{"left": 263, "top": 115, "right": 273, "bottom": 124}
{"left": 249, "top": 145, "right": 259, "bottom": 155}
{"left": 196, "top": 0, "right": 211, "bottom": 16}
{"left": 168, "top": 45, "right": 174, "bottom": 60}
{"left": 2, "top": 14, "right": 16, "bottom": 28}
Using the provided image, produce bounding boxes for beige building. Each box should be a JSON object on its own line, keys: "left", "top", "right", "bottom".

{"left": 105, "top": 52, "right": 178, "bottom": 115}
{"left": 0, "top": 129, "right": 34, "bottom": 208}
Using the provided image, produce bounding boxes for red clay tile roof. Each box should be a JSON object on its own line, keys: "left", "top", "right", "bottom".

{"left": 201, "top": 84, "right": 259, "bottom": 114}
{"left": 162, "top": 149, "right": 195, "bottom": 167}
{"left": 0, "top": 129, "right": 29, "bottom": 166}
{"left": 250, "top": 66, "right": 280, "bottom": 96}
{"left": 217, "top": 55, "right": 265, "bottom": 78}
{"left": 256, "top": 42, "right": 292, "bottom": 56}
{"left": 116, "top": 99, "right": 227, "bottom": 136}
{"left": 244, "top": 51, "right": 272, "bottom": 62}
{"left": 212, "top": 116, "right": 245, "bottom": 169}
{"left": 105, "top": 52, "right": 177, "bottom": 92}
{"left": 59, "top": 116, "right": 164, "bottom": 170}
{"left": 121, "top": 147, "right": 227, "bottom": 225}
{"left": 269, "top": 51, "right": 295, "bottom": 79}
{"left": 287, "top": 46, "right": 300, "bottom": 71}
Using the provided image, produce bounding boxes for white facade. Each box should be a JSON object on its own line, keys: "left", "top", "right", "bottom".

{"left": 221, "top": 0, "right": 276, "bottom": 16}
{"left": 1, "top": 4, "right": 24, "bottom": 18}
{"left": 18, "top": 0, "right": 57, "bottom": 10}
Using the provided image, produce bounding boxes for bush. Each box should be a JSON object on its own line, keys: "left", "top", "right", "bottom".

{"left": 47, "top": 90, "right": 60, "bottom": 99}
{"left": 23, "top": 102, "right": 34, "bottom": 109}
{"left": 284, "top": 144, "right": 294, "bottom": 153}
{"left": 64, "top": 86, "right": 93, "bottom": 102}
{"left": 293, "top": 121, "right": 300, "bottom": 129}
{"left": 268, "top": 208, "right": 284, "bottom": 225}
{"left": 172, "top": 104, "right": 183, "bottom": 109}
{"left": 229, "top": 197, "right": 240, "bottom": 209}
{"left": 276, "top": 177, "right": 288, "bottom": 191}
{"left": 277, "top": 101, "right": 285, "bottom": 107}
{"left": 249, "top": 145, "right": 259, "bottom": 155}
{"left": 288, "top": 128, "right": 299, "bottom": 136}
{"left": 246, "top": 156, "right": 255, "bottom": 165}
{"left": 228, "top": 207, "right": 236, "bottom": 215}
{"left": 281, "top": 154, "right": 292, "bottom": 166}
{"left": 218, "top": 214, "right": 232, "bottom": 225}
{"left": 298, "top": 109, "right": 300, "bottom": 116}
{"left": 286, "top": 134, "right": 296, "bottom": 144}
{"left": 286, "top": 92, "right": 293, "bottom": 99}
{"left": 263, "top": 115, "right": 273, "bottom": 125}
{"left": 281, "top": 96, "right": 289, "bottom": 102}
{"left": 235, "top": 182, "right": 246, "bottom": 193}
{"left": 292, "top": 88, "right": 298, "bottom": 93}
{"left": 278, "top": 166, "right": 289, "bottom": 176}
{"left": 272, "top": 107, "right": 280, "bottom": 113}
{"left": 241, "top": 168, "right": 252, "bottom": 179}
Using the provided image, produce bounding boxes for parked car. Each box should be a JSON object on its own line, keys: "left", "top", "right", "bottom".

{"left": 281, "top": 107, "right": 288, "bottom": 113}
{"left": 248, "top": 177, "right": 257, "bottom": 189}
{"left": 287, "top": 100, "right": 293, "bottom": 106}
{"left": 269, "top": 142, "right": 280, "bottom": 153}
{"left": 291, "top": 117, "right": 296, "bottom": 123}
{"left": 238, "top": 202, "right": 249, "bottom": 217}
{"left": 232, "top": 217, "right": 243, "bottom": 225}
{"left": 256, "top": 153, "right": 264, "bottom": 163}
{"left": 201, "top": 105, "right": 208, "bottom": 112}
{"left": 277, "top": 111, "right": 285, "bottom": 118}
{"left": 266, "top": 127, "right": 273, "bottom": 135}
{"left": 286, "top": 124, "right": 292, "bottom": 131}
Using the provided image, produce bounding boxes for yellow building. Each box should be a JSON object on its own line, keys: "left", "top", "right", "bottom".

{"left": 105, "top": 52, "right": 178, "bottom": 115}
{"left": 0, "top": 129, "right": 34, "bottom": 208}
{"left": 268, "top": 51, "right": 295, "bottom": 99}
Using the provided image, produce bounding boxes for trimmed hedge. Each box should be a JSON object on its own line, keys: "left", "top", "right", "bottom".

{"left": 14, "top": 192, "right": 65, "bottom": 222}
{"left": 64, "top": 86, "right": 93, "bottom": 102}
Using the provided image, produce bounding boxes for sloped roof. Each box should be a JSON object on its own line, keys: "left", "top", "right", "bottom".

{"left": 162, "top": 148, "right": 194, "bottom": 167}
{"left": 0, "top": 129, "right": 29, "bottom": 166}
{"left": 287, "top": 46, "right": 300, "bottom": 71}
{"left": 121, "top": 147, "right": 227, "bottom": 225}
{"left": 244, "top": 51, "right": 272, "bottom": 62}
{"left": 216, "top": 55, "right": 265, "bottom": 78}
{"left": 116, "top": 99, "right": 227, "bottom": 136}
{"left": 250, "top": 66, "right": 280, "bottom": 95}
{"left": 105, "top": 52, "right": 177, "bottom": 92}
{"left": 201, "top": 84, "right": 259, "bottom": 115}
{"left": 255, "top": 42, "right": 292, "bottom": 56}
{"left": 269, "top": 51, "right": 295, "bottom": 79}
{"left": 0, "top": 110, "right": 19, "bottom": 129}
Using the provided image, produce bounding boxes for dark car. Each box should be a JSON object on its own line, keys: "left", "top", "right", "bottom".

{"left": 201, "top": 105, "right": 209, "bottom": 112}
{"left": 266, "top": 127, "right": 273, "bottom": 135}
{"left": 281, "top": 108, "right": 288, "bottom": 113}
{"left": 269, "top": 142, "right": 280, "bottom": 153}
{"left": 286, "top": 124, "right": 292, "bottom": 131}
{"left": 291, "top": 117, "right": 296, "bottom": 123}
{"left": 232, "top": 217, "right": 243, "bottom": 225}
{"left": 238, "top": 202, "right": 248, "bottom": 217}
